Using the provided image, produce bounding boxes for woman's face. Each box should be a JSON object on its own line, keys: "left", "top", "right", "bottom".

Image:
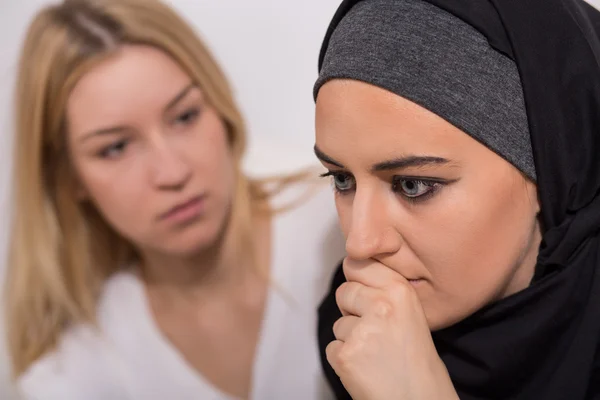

{"left": 315, "top": 80, "right": 541, "bottom": 330}
{"left": 66, "top": 45, "right": 235, "bottom": 259}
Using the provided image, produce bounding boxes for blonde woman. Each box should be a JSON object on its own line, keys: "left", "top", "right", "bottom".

{"left": 5, "top": 0, "right": 344, "bottom": 398}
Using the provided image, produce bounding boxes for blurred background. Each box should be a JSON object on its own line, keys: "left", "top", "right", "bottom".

{"left": 0, "top": 0, "right": 599, "bottom": 397}
{"left": 0, "top": 0, "right": 340, "bottom": 396}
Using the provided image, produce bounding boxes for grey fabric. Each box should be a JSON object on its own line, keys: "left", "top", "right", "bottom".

{"left": 314, "top": 0, "right": 536, "bottom": 180}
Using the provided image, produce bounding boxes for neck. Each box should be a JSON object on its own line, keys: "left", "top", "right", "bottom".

{"left": 139, "top": 211, "right": 271, "bottom": 301}
{"left": 142, "top": 246, "right": 242, "bottom": 296}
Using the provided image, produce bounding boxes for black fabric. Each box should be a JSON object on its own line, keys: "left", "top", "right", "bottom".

{"left": 316, "top": 1, "right": 600, "bottom": 399}
{"left": 314, "top": 0, "right": 536, "bottom": 181}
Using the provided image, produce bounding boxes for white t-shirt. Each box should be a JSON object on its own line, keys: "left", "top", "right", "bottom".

{"left": 17, "top": 182, "right": 345, "bottom": 400}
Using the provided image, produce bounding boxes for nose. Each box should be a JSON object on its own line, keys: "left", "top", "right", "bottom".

{"left": 149, "top": 139, "right": 192, "bottom": 190}
{"left": 345, "top": 188, "right": 402, "bottom": 260}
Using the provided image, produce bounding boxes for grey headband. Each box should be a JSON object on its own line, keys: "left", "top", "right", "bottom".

{"left": 314, "top": 0, "right": 536, "bottom": 180}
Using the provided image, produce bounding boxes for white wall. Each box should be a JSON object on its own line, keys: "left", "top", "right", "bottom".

{"left": 0, "top": 0, "right": 340, "bottom": 397}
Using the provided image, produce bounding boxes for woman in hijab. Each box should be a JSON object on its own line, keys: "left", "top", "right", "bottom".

{"left": 313, "top": 0, "right": 600, "bottom": 399}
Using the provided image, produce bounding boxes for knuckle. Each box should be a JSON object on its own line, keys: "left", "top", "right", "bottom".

{"left": 342, "top": 257, "right": 351, "bottom": 276}
{"left": 336, "top": 281, "right": 358, "bottom": 303}
{"left": 353, "top": 321, "right": 376, "bottom": 343}
{"left": 329, "top": 323, "right": 382, "bottom": 375}
{"left": 332, "top": 317, "right": 342, "bottom": 337}
{"left": 372, "top": 298, "right": 394, "bottom": 318}
{"left": 386, "top": 279, "right": 413, "bottom": 304}
{"left": 335, "top": 342, "right": 361, "bottom": 374}
{"left": 325, "top": 342, "right": 339, "bottom": 368}
{"left": 335, "top": 282, "right": 348, "bottom": 301}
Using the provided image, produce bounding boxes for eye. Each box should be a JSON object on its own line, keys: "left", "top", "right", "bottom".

{"left": 320, "top": 171, "right": 356, "bottom": 193}
{"left": 393, "top": 178, "right": 440, "bottom": 200}
{"left": 174, "top": 108, "right": 201, "bottom": 126}
{"left": 99, "top": 139, "right": 129, "bottom": 159}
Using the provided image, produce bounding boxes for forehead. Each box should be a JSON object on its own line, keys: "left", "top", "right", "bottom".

{"left": 315, "top": 80, "right": 472, "bottom": 163}
{"left": 66, "top": 45, "right": 192, "bottom": 133}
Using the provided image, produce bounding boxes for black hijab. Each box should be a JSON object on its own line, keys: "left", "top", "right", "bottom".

{"left": 316, "top": 1, "right": 600, "bottom": 399}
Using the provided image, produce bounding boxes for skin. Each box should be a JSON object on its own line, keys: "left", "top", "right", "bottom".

{"left": 66, "top": 44, "right": 270, "bottom": 398}
{"left": 314, "top": 79, "right": 542, "bottom": 399}
{"left": 67, "top": 46, "right": 234, "bottom": 262}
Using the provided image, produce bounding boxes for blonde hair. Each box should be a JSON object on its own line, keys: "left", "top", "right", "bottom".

{"left": 6, "top": 0, "right": 316, "bottom": 377}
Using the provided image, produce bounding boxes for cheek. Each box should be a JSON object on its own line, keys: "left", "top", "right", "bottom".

{"left": 408, "top": 175, "right": 536, "bottom": 309}
{"left": 75, "top": 160, "right": 150, "bottom": 234}
{"left": 334, "top": 194, "right": 353, "bottom": 239}
{"left": 193, "top": 119, "right": 236, "bottom": 196}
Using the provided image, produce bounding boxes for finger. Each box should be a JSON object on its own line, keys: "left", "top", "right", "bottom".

{"left": 336, "top": 281, "right": 379, "bottom": 317}
{"left": 338, "top": 276, "right": 424, "bottom": 322}
{"left": 343, "top": 257, "right": 410, "bottom": 290}
{"left": 332, "top": 315, "right": 360, "bottom": 342}
{"left": 325, "top": 339, "right": 344, "bottom": 373}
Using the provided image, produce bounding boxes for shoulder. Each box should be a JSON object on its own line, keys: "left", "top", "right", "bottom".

{"left": 17, "top": 325, "right": 128, "bottom": 400}
{"left": 17, "top": 273, "right": 140, "bottom": 400}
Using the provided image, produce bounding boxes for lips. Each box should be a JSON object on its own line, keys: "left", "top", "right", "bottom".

{"left": 159, "top": 195, "right": 205, "bottom": 221}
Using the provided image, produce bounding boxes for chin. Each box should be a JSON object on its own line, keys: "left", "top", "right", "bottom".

{"left": 160, "top": 239, "right": 216, "bottom": 258}
{"left": 155, "top": 218, "right": 227, "bottom": 258}
{"left": 423, "top": 302, "right": 472, "bottom": 332}
{"left": 428, "top": 317, "right": 458, "bottom": 332}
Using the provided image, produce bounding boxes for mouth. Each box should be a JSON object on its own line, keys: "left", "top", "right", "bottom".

{"left": 159, "top": 194, "right": 206, "bottom": 223}
{"left": 408, "top": 279, "right": 424, "bottom": 286}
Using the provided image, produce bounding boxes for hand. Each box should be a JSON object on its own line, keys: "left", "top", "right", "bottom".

{"left": 326, "top": 257, "right": 459, "bottom": 400}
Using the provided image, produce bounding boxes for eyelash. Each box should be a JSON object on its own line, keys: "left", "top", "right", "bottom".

{"left": 174, "top": 107, "right": 201, "bottom": 126}
{"left": 99, "top": 139, "right": 129, "bottom": 159}
{"left": 319, "top": 171, "right": 445, "bottom": 204}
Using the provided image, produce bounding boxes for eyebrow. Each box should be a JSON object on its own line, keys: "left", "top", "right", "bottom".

{"left": 164, "top": 82, "right": 196, "bottom": 112}
{"left": 79, "top": 82, "right": 197, "bottom": 142}
{"left": 314, "top": 145, "right": 452, "bottom": 172}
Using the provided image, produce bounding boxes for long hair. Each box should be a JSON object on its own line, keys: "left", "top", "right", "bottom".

{"left": 5, "top": 0, "right": 314, "bottom": 377}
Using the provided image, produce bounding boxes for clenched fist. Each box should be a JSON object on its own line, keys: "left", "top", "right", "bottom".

{"left": 326, "top": 258, "right": 459, "bottom": 400}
